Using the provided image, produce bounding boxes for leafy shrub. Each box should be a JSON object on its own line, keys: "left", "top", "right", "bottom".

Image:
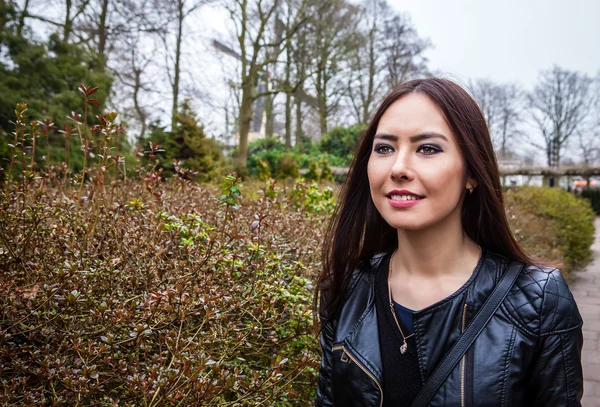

{"left": 275, "top": 154, "right": 299, "bottom": 180}
{"left": 139, "top": 101, "right": 226, "bottom": 182}
{"left": 255, "top": 158, "right": 271, "bottom": 180}
{"left": 505, "top": 186, "right": 596, "bottom": 274}
{"left": 248, "top": 137, "right": 287, "bottom": 155}
{"left": 243, "top": 137, "right": 345, "bottom": 181}
{"left": 319, "top": 157, "right": 334, "bottom": 183}
{"left": 289, "top": 179, "right": 336, "bottom": 215}
{"left": 318, "top": 124, "right": 366, "bottom": 166}
{"left": 304, "top": 159, "right": 319, "bottom": 181}
{"left": 580, "top": 188, "right": 600, "bottom": 215}
{"left": 238, "top": 137, "right": 286, "bottom": 178}
{"left": 0, "top": 175, "right": 325, "bottom": 406}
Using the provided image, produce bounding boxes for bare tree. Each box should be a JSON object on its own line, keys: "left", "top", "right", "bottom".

{"left": 223, "top": 0, "right": 308, "bottom": 168}
{"left": 75, "top": 0, "right": 134, "bottom": 71}
{"left": 112, "top": 32, "right": 154, "bottom": 140}
{"left": 345, "top": 0, "right": 428, "bottom": 125}
{"left": 276, "top": 0, "right": 318, "bottom": 147}
{"left": 13, "top": 0, "right": 91, "bottom": 41}
{"left": 469, "top": 79, "right": 501, "bottom": 141}
{"left": 576, "top": 77, "right": 600, "bottom": 167}
{"left": 495, "top": 84, "right": 523, "bottom": 159}
{"left": 576, "top": 127, "right": 600, "bottom": 167}
{"left": 382, "top": 12, "right": 429, "bottom": 90}
{"left": 528, "top": 65, "right": 593, "bottom": 168}
{"left": 289, "top": 9, "right": 316, "bottom": 146}
{"left": 345, "top": 0, "right": 381, "bottom": 125}
{"left": 470, "top": 79, "right": 523, "bottom": 158}
{"left": 309, "top": 0, "right": 360, "bottom": 136}
{"left": 150, "top": 0, "right": 212, "bottom": 132}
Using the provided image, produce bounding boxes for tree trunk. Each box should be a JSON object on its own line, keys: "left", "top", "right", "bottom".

{"left": 97, "top": 0, "right": 109, "bottom": 71}
{"left": 295, "top": 94, "right": 302, "bottom": 144}
{"left": 17, "top": 0, "right": 30, "bottom": 36}
{"left": 0, "top": 0, "right": 7, "bottom": 33}
{"left": 284, "top": 44, "right": 292, "bottom": 148}
{"left": 318, "top": 96, "right": 327, "bottom": 137}
{"left": 265, "top": 74, "right": 274, "bottom": 138}
{"left": 171, "top": 0, "right": 184, "bottom": 131}
{"left": 315, "top": 48, "right": 328, "bottom": 137}
{"left": 284, "top": 92, "right": 293, "bottom": 148}
{"left": 237, "top": 84, "right": 254, "bottom": 168}
{"left": 64, "top": 0, "right": 73, "bottom": 42}
{"left": 362, "top": 22, "right": 376, "bottom": 124}
{"left": 133, "top": 69, "right": 147, "bottom": 140}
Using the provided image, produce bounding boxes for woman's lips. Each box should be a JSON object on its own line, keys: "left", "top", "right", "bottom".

{"left": 387, "top": 197, "right": 424, "bottom": 208}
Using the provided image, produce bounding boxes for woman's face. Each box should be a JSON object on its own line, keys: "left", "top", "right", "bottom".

{"left": 367, "top": 92, "right": 474, "bottom": 231}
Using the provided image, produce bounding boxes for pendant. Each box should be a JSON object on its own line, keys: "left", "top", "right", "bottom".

{"left": 400, "top": 341, "right": 408, "bottom": 354}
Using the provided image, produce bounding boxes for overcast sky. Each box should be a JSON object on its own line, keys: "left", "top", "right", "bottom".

{"left": 389, "top": 0, "right": 600, "bottom": 89}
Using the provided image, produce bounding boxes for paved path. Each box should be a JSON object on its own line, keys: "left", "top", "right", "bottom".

{"left": 571, "top": 217, "right": 600, "bottom": 407}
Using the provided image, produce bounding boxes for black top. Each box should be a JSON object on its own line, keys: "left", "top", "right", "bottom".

{"left": 375, "top": 251, "right": 423, "bottom": 407}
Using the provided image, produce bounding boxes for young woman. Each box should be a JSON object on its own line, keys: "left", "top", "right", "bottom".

{"left": 314, "top": 78, "right": 584, "bottom": 406}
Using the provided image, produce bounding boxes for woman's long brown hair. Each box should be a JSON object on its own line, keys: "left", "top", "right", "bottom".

{"left": 314, "top": 77, "right": 546, "bottom": 325}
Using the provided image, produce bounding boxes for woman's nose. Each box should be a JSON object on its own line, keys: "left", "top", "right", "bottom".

{"left": 390, "top": 152, "right": 414, "bottom": 181}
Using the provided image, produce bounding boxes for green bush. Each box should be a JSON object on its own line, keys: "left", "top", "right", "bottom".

{"left": 275, "top": 153, "right": 299, "bottom": 180}
{"left": 248, "top": 136, "right": 287, "bottom": 155}
{"left": 289, "top": 178, "right": 336, "bottom": 215}
{"left": 137, "top": 103, "right": 227, "bottom": 182}
{"left": 580, "top": 189, "right": 600, "bottom": 215}
{"left": 304, "top": 158, "right": 319, "bottom": 181}
{"left": 0, "top": 175, "right": 323, "bottom": 406}
{"left": 173, "top": 103, "right": 225, "bottom": 182}
{"left": 319, "top": 157, "right": 334, "bottom": 183}
{"left": 243, "top": 137, "right": 346, "bottom": 181}
{"left": 255, "top": 158, "right": 271, "bottom": 180}
{"left": 505, "top": 186, "right": 596, "bottom": 274}
{"left": 318, "top": 124, "right": 366, "bottom": 166}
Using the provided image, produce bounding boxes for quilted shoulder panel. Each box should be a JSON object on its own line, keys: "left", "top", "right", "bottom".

{"left": 503, "top": 265, "right": 582, "bottom": 336}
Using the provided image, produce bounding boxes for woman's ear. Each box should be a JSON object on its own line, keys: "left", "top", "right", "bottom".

{"left": 465, "top": 178, "right": 478, "bottom": 194}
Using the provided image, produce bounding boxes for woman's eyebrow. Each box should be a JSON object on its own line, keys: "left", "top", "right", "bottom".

{"left": 374, "top": 132, "right": 449, "bottom": 143}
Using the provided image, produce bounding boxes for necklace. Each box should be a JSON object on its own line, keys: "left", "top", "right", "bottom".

{"left": 387, "top": 251, "right": 414, "bottom": 354}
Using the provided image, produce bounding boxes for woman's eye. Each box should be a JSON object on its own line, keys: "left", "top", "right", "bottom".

{"left": 374, "top": 144, "right": 441, "bottom": 155}
{"left": 417, "top": 145, "right": 441, "bottom": 155}
{"left": 374, "top": 144, "right": 393, "bottom": 154}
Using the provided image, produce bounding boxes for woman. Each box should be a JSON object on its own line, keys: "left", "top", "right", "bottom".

{"left": 314, "top": 78, "right": 584, "bottom": 406}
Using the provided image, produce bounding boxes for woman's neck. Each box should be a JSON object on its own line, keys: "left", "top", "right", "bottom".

{"left": 392, "top": 217, "right": 481, "bottom": 281}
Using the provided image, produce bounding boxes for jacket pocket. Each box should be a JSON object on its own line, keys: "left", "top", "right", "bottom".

{"left": 331, "top": 344, "right": 382, "bottom": 407}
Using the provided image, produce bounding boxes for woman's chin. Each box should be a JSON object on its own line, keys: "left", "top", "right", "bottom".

{"left": 387, "top": 220, "right": 432, "bottom": 231}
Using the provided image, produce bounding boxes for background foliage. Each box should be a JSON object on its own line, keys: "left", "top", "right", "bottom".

{"left": 505, "top": 186, "right": 596, "bottom": 273}
{"left": 0, "top": 164, "right": 594, "bottom": 405}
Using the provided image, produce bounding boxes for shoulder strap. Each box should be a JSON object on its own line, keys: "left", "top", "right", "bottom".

{"left": 410, "top": 260, "right": 525, "bottom": 407}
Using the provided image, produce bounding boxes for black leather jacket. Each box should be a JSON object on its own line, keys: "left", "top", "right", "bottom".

{"left": 315, "top": 250, "right": 584, "bottom": 406}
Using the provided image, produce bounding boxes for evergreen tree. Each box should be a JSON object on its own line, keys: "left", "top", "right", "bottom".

{"left": 0, "top": 2, "right": 112, "bottom": 173}
{"left": 139, "top": 101, "right": 224, "bottom": 182}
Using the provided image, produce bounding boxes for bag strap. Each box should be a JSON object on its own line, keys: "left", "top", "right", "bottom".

{"left": 410, "top": 260, "right": 525, "bottom": 407}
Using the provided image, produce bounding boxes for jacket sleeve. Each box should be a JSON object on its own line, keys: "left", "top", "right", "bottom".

{"left": 315, "top": 315, "right": 335, "bottom": 407}
{"left": 529, "top": 327, "right": 584, "bottom": 406}
{"left": 528, "top": 268, "right": 584, "bottom": 406}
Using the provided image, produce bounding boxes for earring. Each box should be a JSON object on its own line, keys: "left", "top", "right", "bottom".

{"left": 467, "top": 185, "right": 474, "bottom": 194}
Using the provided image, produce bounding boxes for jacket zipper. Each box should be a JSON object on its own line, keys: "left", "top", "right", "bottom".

{"left": 333, "top": 344, "right": 383, "bottom": 407}
{"left": 461, "top": 302, "right": 468, "bottom": 407}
